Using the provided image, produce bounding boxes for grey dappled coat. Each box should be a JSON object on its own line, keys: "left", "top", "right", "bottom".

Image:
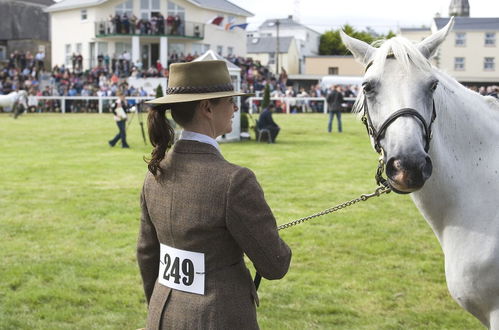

{"left": 137, "top": 140, "right": 292, "bottom": 329}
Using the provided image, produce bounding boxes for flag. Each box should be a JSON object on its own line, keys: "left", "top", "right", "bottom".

{"left": 229, "top": 23, "right": 248, "bottom": 30}
{"left": 208, "top": 16, "right": 224, "bottom": 26}
{"left": 225, "top": 18, "right": 236, "bottom": 30}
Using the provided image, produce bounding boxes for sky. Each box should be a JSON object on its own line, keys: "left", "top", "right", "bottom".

{"left": 228, "top": 0, "right": 499, "bottom": 34}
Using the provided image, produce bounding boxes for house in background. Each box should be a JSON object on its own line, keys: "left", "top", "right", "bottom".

{"left": 45, "top": 0, "right": 252, "bottom": 71}
{"left": 399, "top": 0, "right": 498, "bottom": 85}
{"left": 304, "top": 55, "right": 363, "bottom": 77}
{"left": 0, "top": 0, "right": 54, "bottom": 66}
{"left": 246, "top": 36, "right": 300, "bottom": 75}
{"left": 248, "top": 15, "right": 320, "bottom": 74}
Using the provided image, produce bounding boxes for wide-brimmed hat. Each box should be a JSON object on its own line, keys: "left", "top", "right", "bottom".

{"left": 146, "top": 60, "right": 254, "bottom": 104}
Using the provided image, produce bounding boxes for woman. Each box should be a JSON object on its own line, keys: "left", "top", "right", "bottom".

{"left": 137, "top": 60, "right": 292, "bottom": 329}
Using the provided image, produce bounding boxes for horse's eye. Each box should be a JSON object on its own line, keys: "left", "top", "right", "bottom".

{"left": 362, "top": 81, "right": 375, "bottom": 94}
{"left": 430, "top": 80, "right": 439, "bottom": 92}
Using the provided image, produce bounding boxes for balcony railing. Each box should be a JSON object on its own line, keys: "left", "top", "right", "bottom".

{"left": 95, "top": 20, "right": 204, "bottom": 39}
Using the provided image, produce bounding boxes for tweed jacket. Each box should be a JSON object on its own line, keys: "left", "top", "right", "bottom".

{"left": 137, "top": 140, "right": 292, "bottom": 330}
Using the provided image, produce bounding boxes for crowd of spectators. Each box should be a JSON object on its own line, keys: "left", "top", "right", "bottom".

{"left": 98, "top": 13, "right": 187, "bottom": 36}
{"left": 1, "top": 49, "right": 497, "bottom": 114}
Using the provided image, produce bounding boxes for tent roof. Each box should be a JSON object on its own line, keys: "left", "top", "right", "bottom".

{"left": 193, "top": 50, "right": 241, "bottom": 72}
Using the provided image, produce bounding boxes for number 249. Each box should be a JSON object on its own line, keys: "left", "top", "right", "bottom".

{"left": 162, "top": 253, "right": 194, "bottom": 286}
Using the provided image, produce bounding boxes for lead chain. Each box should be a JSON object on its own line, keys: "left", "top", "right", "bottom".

{"left": 277, "top": 185, "right": 391, "bottom": 231}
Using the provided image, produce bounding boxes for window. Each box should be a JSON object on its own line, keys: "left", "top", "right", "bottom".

{"left": 167, "top": 2, "right": 185, "bottom": 34}
{"left": 227, "top": 47, "right": 234, "bottom": 56}
{"left": 455, "top": 32, "right": 466, "bottom": 46}
{"left": 81, "top": 9, "right": 87, "bottom": 21}
{"left": 269, "top": 52, "right": 275, "bottom": 64}
{"left": 169, "top": 43, "right": 185, "bottom": 56}
{"left": 97, "top": 42, "right": 108, "bottom": 56}
{"left": 115, "top": 42, "right": 132, "bottom": 55}
{"left": 485, "top": 32, "right": 496, "bottom": 46}
{"left": 76, "top": 43, "right": 82, "bottom": 55}
{"left": 141, "top": 0, "right": 160, "bottom": 19}
{"left": 484, "top": 57, "right": 495, "bottom": 71}
{"left": 116, "top": 0, "right": 133, "bottom": 16}
{"left": 454, "top": 57, "right": 465, "bottom": 70}
{"left": 217, "top": 45, "right": 223, "bottom": 55}
{"left": 0, "top": 45, "right": 6, "bottom": 60}
{"left": 328, "top": 67, "right": 339, "bottom": 75}
{"left": 65, "top": 44, "right": 72, "bottom": 66}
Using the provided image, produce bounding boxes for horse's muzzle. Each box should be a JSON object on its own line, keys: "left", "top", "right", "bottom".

{"left": 386, "top": 155, "right": 433, "bottom": 193}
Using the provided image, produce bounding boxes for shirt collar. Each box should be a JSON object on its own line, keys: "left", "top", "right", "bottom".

{"left": 179, "top": 130, "right": 220, "bottom": 152}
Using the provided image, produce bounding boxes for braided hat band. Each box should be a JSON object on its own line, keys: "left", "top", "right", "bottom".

{"left": 166, "top": 83, "right": 234, "bottom": 95}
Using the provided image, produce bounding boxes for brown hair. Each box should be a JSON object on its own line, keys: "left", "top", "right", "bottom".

{"left": 145, "top": 98, "right": 222, "bottom": 178}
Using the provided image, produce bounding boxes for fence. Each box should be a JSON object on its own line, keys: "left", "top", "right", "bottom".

{"left": 247, "top": 96, "right": 357, "bottom": 114}
{"left": 32, "top": 96, "right": 154, "bottom": 113}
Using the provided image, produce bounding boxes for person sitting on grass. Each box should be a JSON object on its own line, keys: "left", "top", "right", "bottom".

{"left": 257, "top": 102, "right": 280, "bottom": 143}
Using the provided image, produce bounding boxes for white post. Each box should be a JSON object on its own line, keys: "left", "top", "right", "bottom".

{"left": 286, "top": 97, "right": 290, "bottom": 114}
{"left": 132, "top": 36, "right": 140, "bottom": 66}
{"left": 61, "top": 97, "right": 66, "bottom": 113}
{"left": 160, "top": 36, "right": 168, "bottom": 68}
{"left": 98, "top": 97, "right": 103, "bottom": 114}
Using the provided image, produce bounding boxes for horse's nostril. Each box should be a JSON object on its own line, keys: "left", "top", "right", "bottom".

{"left": 386, "top": 157, "right": 398, "bottom": 178}
{"left": 421, "top": 156, "right": 433, "bottom": 180}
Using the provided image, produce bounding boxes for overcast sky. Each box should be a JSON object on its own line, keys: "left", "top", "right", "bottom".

{"left": 229, "top": 0, "right": 499, "bottom": 34}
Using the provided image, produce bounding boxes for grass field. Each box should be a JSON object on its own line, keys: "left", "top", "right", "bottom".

{"left": 0, "top": 112, "right": 482, "bottom": 329}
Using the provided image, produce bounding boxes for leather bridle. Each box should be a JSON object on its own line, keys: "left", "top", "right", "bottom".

{"left": 361, "top": 96, "right": 437, "bottom": 154}
{"left": 360, "top": 56, "right": 438, "bottom": 188}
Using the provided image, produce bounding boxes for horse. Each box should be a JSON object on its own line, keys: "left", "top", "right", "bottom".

{"left": 341, "top": 17, "right": 499, "bottom": 328}
{"left": 0, "top": 90, "right": 28, "bottom": 117}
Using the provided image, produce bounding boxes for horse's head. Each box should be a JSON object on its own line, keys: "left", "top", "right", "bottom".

{"left": 341, "top": 18, "right": 454, "bottom": 194}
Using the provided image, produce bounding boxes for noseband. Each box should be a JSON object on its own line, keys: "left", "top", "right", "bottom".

{"left": 361, "top": 97, "right": 437, "bottom": 154}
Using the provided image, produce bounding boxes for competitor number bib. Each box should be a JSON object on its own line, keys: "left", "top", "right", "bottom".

{"left": 158, "top": 243, "right": 205, "bottom": 295}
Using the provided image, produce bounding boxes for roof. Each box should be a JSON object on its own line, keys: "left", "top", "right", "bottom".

{"left": 186, "top": 0, "right": 253, "bottom": 17}
{"left": 193, "top": 49, "right": 241, "bottom": 71}
{"left": 45, "top": 0, "right": 253, "bottom": 16}
{"left": 259, "top": 16, "right": 320, "bottom": 34}
{"left": 45, "top": 0, "right": 106, "bottom": 12}
{"left": 400, "top": 27, "right": 430, "bottom": 32}
{"left": 434, "top": 17, "right": 499, "bottom": 30}
{"left": 246, "top": 36, "right": 294, "bottom": 54}
{"left": 0, "top": 0, "right": 51, "bottom": 40}
{"left": 12, "top": 0, "right": 55, "bottom": 6}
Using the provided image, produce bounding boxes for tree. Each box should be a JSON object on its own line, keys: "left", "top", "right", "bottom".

{"left": 155, "top": 84, "right": 164, "bottom": 98}
{"left": 319, "top": 24, "right": 394, "bottom": 56}
{"left": 261, "top": 83, "right": 271, "bottom": 110}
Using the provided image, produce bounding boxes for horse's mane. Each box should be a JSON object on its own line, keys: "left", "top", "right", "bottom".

{"left": 352, "top": 36, "right": 496, "bottom": 117}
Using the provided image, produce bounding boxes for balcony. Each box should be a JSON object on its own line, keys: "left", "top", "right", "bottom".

{"left": 95, "top": 20, "right": 204, "bottom": 40}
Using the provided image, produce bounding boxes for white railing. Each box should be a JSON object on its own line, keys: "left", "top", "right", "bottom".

{"left": 247, "top": 96, "right": 357, "bottom": 114}
{"left": 33, "top": 96, "right": 154, "bottom": 113}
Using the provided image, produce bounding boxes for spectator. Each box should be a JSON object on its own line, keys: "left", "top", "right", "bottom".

{"left": 257, "top": 102, "right": 280, "bottom": 143}
{"left": 326, "top": 85, "right": 343, "bottom": 133}
{"left": 108, "top": 93, "right": 130, "bottom": 148}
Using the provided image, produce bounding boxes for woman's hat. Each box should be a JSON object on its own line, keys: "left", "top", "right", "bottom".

{"left": 146, "top": 60, "right": 254, "bottom": 104}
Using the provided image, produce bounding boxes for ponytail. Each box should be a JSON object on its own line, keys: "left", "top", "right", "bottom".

{"left": 145, "top": 105, "right": 175, "bottom": 178}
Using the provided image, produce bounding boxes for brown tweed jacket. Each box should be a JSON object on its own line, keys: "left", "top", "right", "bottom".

{"left": 137, "top": 140, "right": 292, "bottom": 330}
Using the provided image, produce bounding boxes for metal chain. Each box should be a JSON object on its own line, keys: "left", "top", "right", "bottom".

{"left": 277, "top": 185, "right": 391, "bottom": 231}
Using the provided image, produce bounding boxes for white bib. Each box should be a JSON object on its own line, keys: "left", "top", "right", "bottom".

{"left": 158, "top": 243, "right": 205, "bottom": 295}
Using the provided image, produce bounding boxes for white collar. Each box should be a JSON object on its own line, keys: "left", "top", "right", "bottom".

{"left": 180, "top": 130, "right": 221, "bottom": 152}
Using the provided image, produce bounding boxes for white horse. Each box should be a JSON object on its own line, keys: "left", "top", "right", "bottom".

{"left": 0, "top": 90, "right": 28, "bottom": 113}
{"left": 341, "top": 18, "right": 499, "bottom": 328}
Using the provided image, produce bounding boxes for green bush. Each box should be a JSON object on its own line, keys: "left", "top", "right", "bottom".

{"left": 240, "top": 112, "right": 249, "bottom": 132}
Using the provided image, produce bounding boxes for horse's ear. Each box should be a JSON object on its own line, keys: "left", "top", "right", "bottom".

{"left": 340, "top": 30, "right": 375, "bottom": 66}
{"left": 418, "top": 16, "right": 455, "bottom": 59}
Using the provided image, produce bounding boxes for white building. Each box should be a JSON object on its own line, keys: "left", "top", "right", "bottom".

{"left": 45, "top": 0, "right": 253, "bottom": 70}
{"left": 399, "top": 17, "right": 499, "bottom": 85}
{"left": 248, "top": 15, "right": 320, "bottom": 74}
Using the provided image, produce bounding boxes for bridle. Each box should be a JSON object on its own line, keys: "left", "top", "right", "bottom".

{"left": 361, "top": 97, "right": 437, "bottom": 154}
{"left": 360, "top": 55, "right": 438, "bottom": 187}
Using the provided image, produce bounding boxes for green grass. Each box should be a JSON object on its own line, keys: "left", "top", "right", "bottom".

{"left": 0, "top": 112, "right": 482, "bottom": 329}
